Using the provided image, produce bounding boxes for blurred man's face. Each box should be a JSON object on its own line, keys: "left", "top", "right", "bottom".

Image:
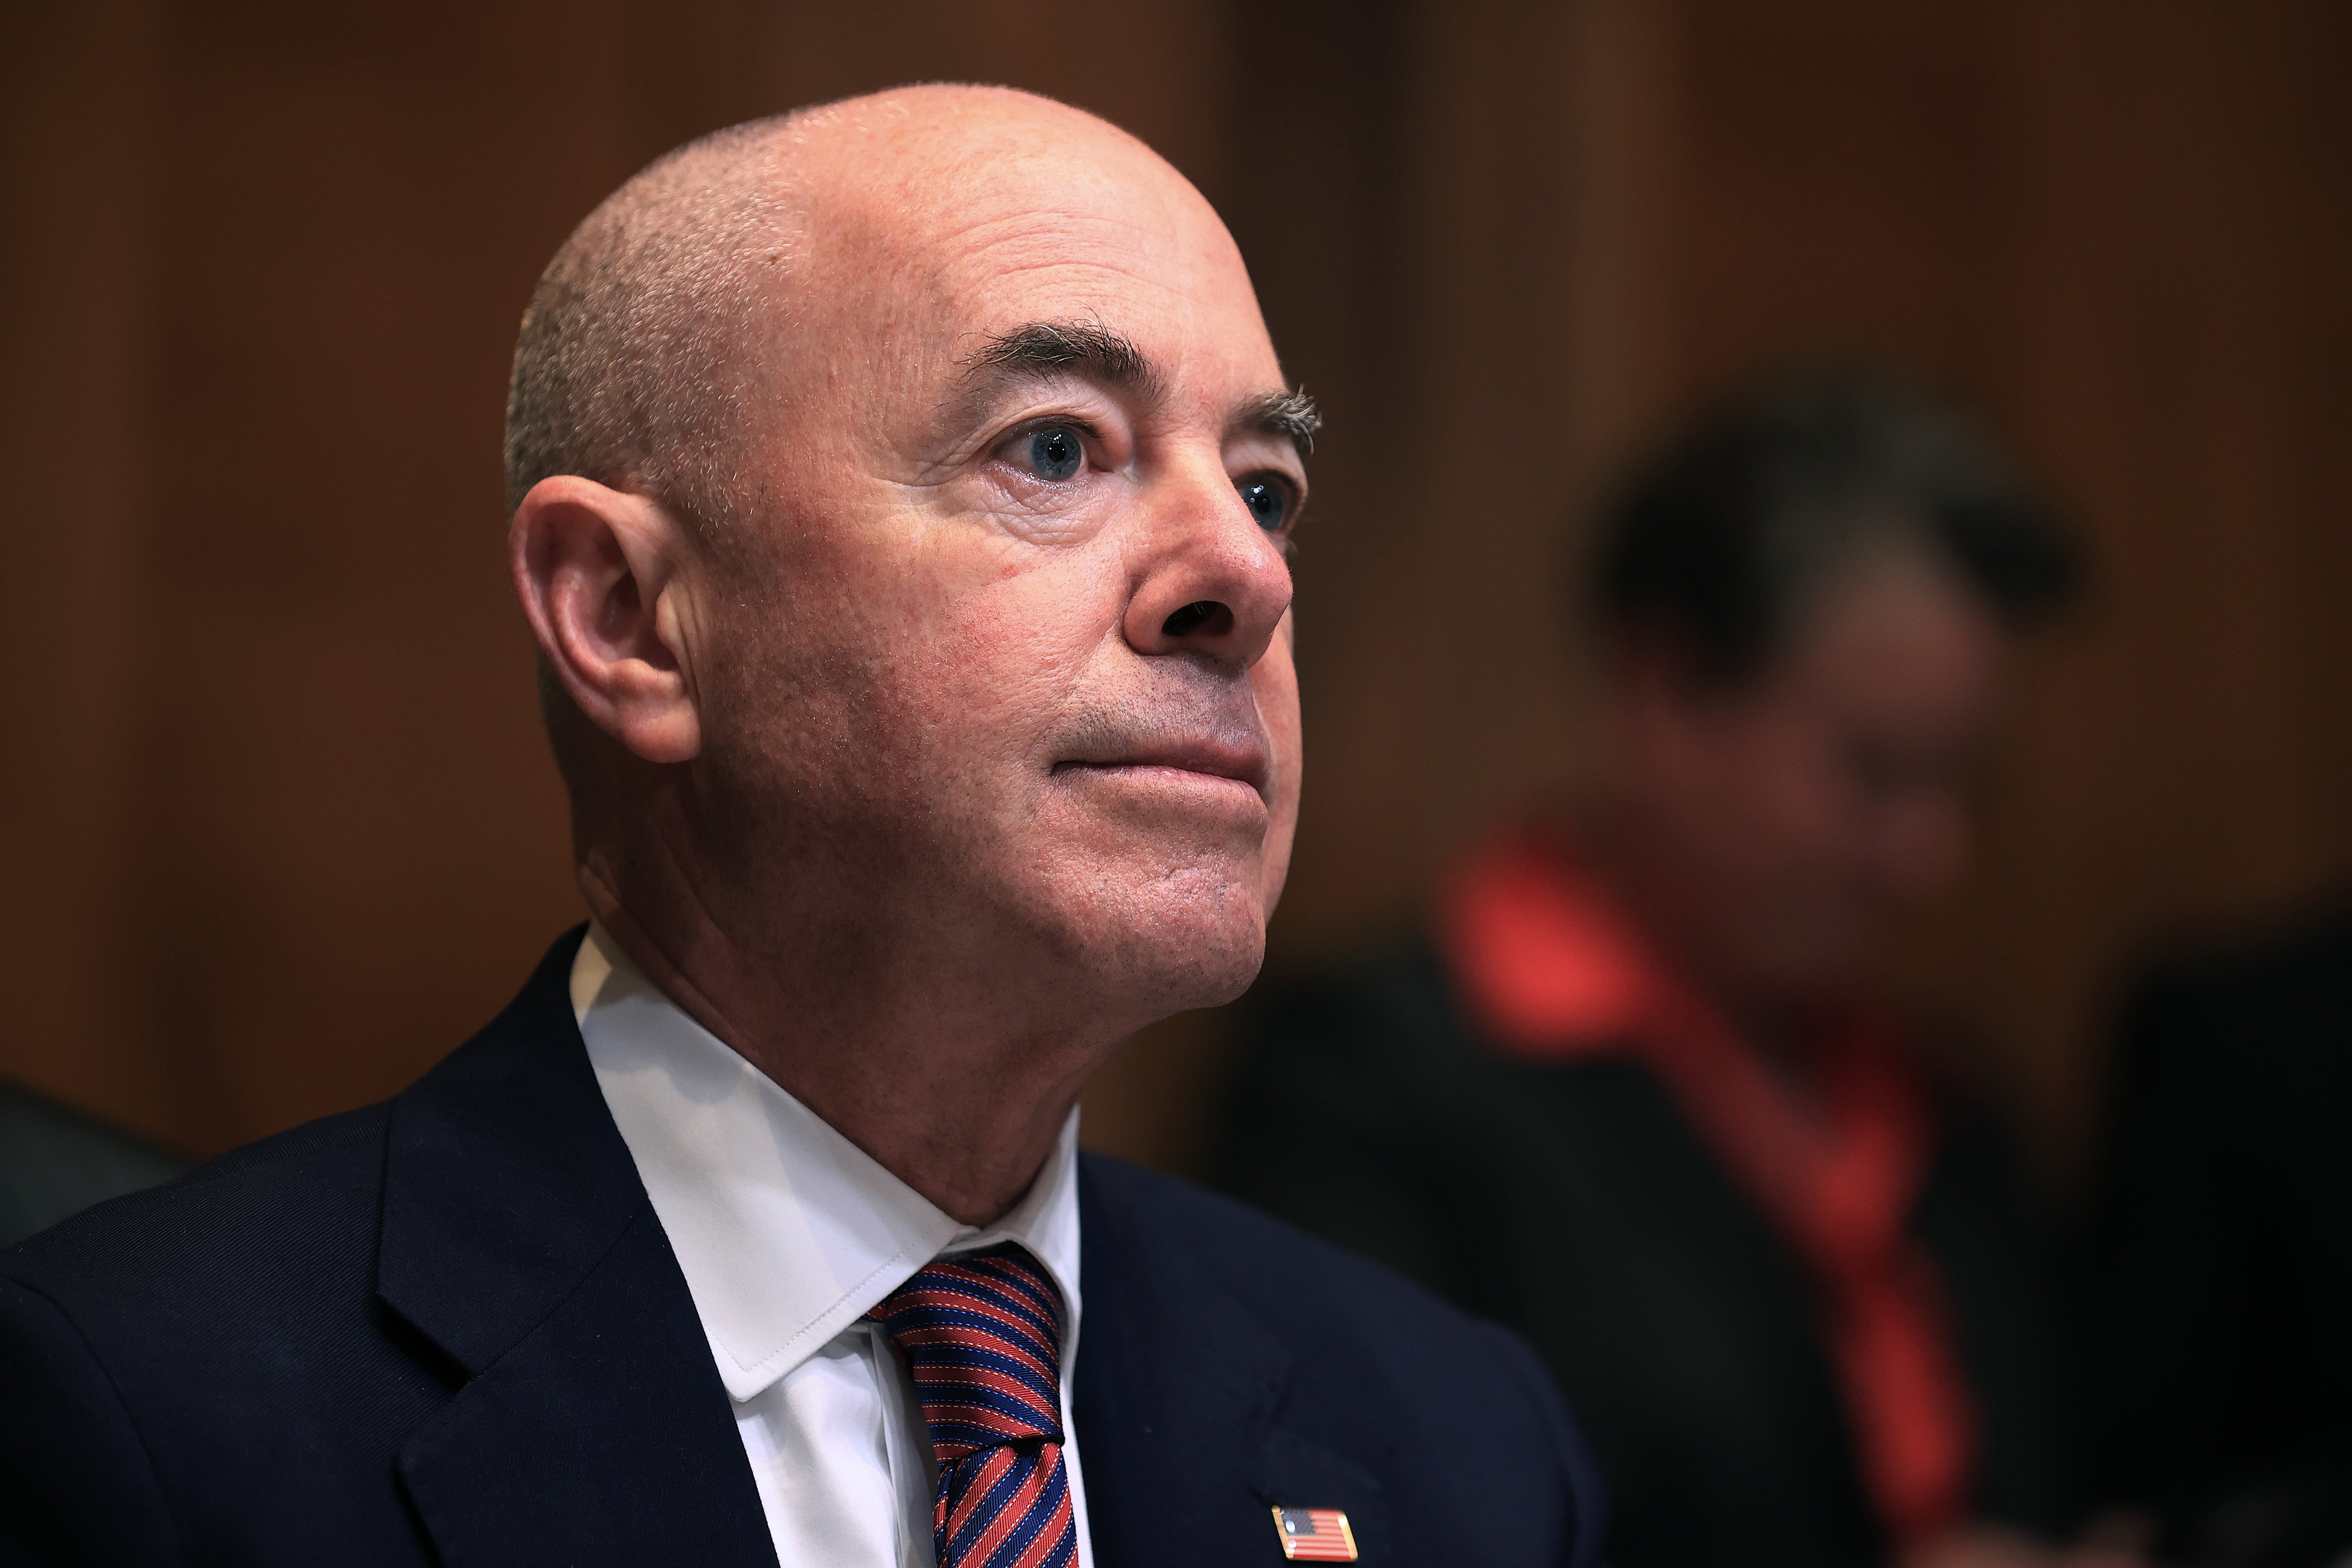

{"left": 676, "top": 107, "right": 1304, "bottom": 1025}
{"left": 1617, "top": 549, "right": 2006, "bottom": 995}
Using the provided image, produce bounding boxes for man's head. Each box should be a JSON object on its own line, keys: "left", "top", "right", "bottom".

{"left": 1589, "top": 366, "right": 2080, "bottom": 998}
{"left": 505, "top": 87, "right": 1310, "bottom": 1052}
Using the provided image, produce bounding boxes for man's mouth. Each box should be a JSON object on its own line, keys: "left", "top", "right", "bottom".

{"left": 1051, "top": 738, "right": 1273, "bottom": 802}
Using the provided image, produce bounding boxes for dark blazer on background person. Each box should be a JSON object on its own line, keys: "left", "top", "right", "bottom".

{"left": 1214, "top": 931, "right": 2067, "bottom": 1568}
{"left": 2073, "top": 901, "right": 2352, "bottom": 1568}
{"left": 0, "top": 930, "right": 1604, "bottom": 1568}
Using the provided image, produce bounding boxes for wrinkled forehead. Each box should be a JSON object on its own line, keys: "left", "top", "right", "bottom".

{"left": 785, "top": 113, "right": 1279, "bottom": 398}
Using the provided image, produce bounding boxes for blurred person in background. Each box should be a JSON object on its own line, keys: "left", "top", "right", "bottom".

{"left": 2073, "top": 901, "right": 2352, "bottom": 1568}
{"left": 0, "top": 1082, "right": 184, "bottom": 1250}
{"left": 1216, "top": 368, "right": 2099, "bottom": 1568}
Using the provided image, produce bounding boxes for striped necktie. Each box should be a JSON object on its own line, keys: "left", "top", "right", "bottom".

{"left": 868, "top": 1246, "right": 1080, "bottom": 1568}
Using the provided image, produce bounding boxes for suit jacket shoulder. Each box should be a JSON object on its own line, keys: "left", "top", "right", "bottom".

{"left": 0, "top": 931, "right": 772, "bottom": 1568}
{"left": 0, "top": 1101, "right": 413, "bottom": 1562}
{"left": 1075, "top": 1152, "right": 1605, "bottom": 1568}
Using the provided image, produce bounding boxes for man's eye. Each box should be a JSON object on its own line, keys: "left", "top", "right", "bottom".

{"left": 1238, "top": 475, "right": 1291, "bottom": 531}
{"left": 1024, "top": 426, "right": 1084, "bottom": 481}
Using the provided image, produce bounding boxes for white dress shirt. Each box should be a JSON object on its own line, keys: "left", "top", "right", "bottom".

{"left": 570, "top": 923, "right": 1096, "bottom": 1568}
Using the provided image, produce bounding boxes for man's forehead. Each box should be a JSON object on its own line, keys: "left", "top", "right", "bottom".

{"left": 744, "top": 97, "right": 1281, "bottom": 417}
{"left": 797, "top": 98, "right": 1200, "bottom": 263}
{"left": 909, "top": 193, "right": 1261, "bottom": 333}
{"left": 933, "top": 224, "right": 1275, "bottom": 388}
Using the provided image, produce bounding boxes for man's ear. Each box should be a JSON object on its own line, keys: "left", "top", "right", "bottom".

{"left": 509, "top": 475, "right": 702, "bottom": 764}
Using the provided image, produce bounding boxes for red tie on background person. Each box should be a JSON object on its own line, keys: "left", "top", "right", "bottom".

{"left": 868, "top": 1247, "right": 1082, "bottom": 1568}
{"left": 1443, "top": 827, "right": 1978, "bottom": 1549}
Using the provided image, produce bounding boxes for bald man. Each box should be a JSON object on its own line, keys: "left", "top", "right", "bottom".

{"left": 0, "top": 89, "right": 1602, "bottom": 1568}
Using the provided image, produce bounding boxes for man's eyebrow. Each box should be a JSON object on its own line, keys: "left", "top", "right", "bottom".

{"left": 962, "top": 320, "right": 1167, "bottom": 404}
{"left": 952, "top": 322, "right": 1320, "bottom": 459}
{"left": 1233, "top": 388, "right": 1321, "bottom": 459}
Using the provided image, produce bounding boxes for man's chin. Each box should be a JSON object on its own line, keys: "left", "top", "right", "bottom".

{"left": 1124, "top": 938, "right": 1267, "bottom": 1020}
{"left": 1055, "top": 872, "right": 1270, "bottom": 1019}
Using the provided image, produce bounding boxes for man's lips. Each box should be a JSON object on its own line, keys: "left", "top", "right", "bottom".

{"left": 1051, "top": 739, "right": 1272, "bottom": 801}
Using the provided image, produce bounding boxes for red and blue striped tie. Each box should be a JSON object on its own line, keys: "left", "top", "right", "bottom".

{"left": 868, "top": 1246, "right": 1081, "bottom": 1568}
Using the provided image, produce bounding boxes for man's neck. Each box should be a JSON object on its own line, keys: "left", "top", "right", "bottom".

{"left": 582, "top": 865, "right": 1124, "bottom": 1227}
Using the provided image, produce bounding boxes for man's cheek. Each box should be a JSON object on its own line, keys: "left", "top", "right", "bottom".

{"left": 1256, "top": 794, "right": 1298, "bottom": 917}
{"left": 874, "top": 588, "right": 1065, "bottom": 736}
{"left": 1251, "top": 644, "right": 1303, "bottom": 803}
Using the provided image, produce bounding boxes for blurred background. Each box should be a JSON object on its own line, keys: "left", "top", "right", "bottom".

{"left": 5, "top": 0, "right": 2348, "bottom": 1194}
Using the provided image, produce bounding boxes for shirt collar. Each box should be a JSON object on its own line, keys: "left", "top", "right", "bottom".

{"left": 572, "top": 922, "right": 1084, "bottom": 1403}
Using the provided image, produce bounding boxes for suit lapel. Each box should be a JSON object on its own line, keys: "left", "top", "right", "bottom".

{"left": 377, "top": 931, "right": 775, "bottom": 1568}
{"left": 1073, "top": 1159, "right": 1392, "bottom": 1567}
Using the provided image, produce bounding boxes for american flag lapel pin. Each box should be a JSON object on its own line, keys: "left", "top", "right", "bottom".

{"left": 1271, "top": 1505, "right": 1359, "bottom": 1562}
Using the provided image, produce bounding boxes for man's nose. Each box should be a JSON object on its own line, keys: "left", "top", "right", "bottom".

{"left": 1121, "top": 460, "right": 1293, "bottom": 668}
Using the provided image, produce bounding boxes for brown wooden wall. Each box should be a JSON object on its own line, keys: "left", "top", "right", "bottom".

{"left": 6, "top": 0, "right": 2346, "bottom": 1188}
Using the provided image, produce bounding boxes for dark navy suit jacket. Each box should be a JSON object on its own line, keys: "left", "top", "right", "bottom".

{"left": 0, "top": 932, "right": 1603, "bottom": 1566}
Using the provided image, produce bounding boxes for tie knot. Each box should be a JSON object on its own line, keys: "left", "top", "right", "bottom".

{"left": 868, "top": 1246, "right": 1066, "bottom": 1461}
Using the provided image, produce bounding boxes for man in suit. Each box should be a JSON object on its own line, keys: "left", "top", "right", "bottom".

{"left": 0, "top": 86, "right": 1602, "bottom": 1567}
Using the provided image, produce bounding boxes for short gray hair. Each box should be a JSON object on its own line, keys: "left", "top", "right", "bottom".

{"left": 502, "top": 113, "right": 810, "bottom": 539}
